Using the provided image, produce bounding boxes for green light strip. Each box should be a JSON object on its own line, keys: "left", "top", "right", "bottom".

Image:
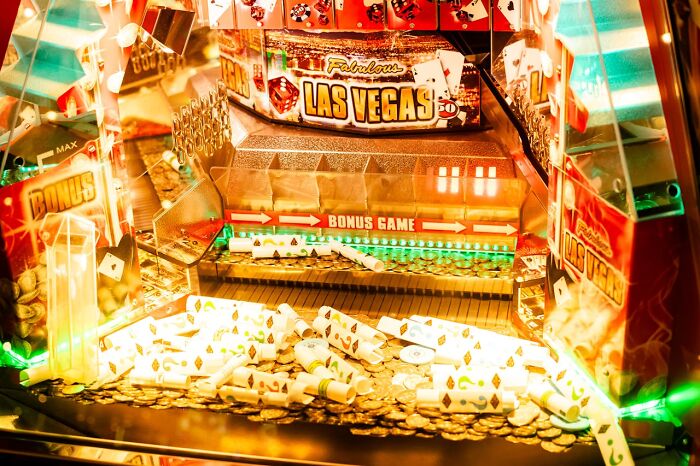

{"left": 231, "top": 232, "right": 513, "bottom": 254}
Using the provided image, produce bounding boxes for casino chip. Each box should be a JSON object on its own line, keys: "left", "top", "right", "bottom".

{"left": 290, "top": 3, "right": 312, "bottom": 22}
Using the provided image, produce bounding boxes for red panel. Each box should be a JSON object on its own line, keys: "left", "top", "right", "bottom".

{"left": 0, "top": 0, "right": 20, "bottom": 65}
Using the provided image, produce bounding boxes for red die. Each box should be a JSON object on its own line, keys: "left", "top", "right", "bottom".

{"left": 314, "top": 0, "right": 331, "bottom": 13}
{"left": 391, "top": 0, "right": 421, "bottom": 21}
{"left": 253, "top": 64, "right": 265, "bottom": 92}
{"left": 268, "top": 76, "right": 299, "bottom": 114}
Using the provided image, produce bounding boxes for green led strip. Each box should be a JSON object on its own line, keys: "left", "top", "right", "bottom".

{"left": 223, "top": 230, "right": 513, "bottom": 254}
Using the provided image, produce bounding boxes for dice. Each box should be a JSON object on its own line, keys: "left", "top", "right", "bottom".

{"left": 367, "top": 3, "right": 384, "bottom": 22}
{"left": 391, "top": 0, "right": 421, "bottom": 21}
{"left": 253, "top": 64, "right": 265, "bottom": 92}
{"left": 268, "top": 76, "right": 299, "bottom": 114}
{"left": 250, "top": 5, "right": 265, "bottom": 20}
{"left": 314, "top": 0, "right": 332, "bottom": 13}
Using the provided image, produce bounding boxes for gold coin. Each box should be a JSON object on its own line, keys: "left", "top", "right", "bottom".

{"left": 95, "top": 398, "right": 116, "bottom": 405}
{"left": 326, "top": 403, "right": 353, "bottom": 414}
{"left": 534, "top": 419, "right": 553, "bottom": 430}
{"left": 274, "top": 363, "right": 296, "bottom": 373}
{"left": 260, "top": 408, "right": 289, "bottom": 420}
{"left": 395, "top": 390, "right": 417, "bottom": 405}
{"left": 149, "top": 404, "right": 170, "bottom": 410}
{"left": 540, "top": 440, "right": 567, "bottom": 453}
{"left": 357, "top": 399, "right": 384, "bottom": 411}
{"left": 369, "top": 426, "right": 390, "bottom": 437}
{"left": 553, "top": 433, "right": 577, "bottom": 447}
{"left": 257, "top": 361, "right": 275, "bottom": 372}
{"left": 512, "top": 425, "right": 537, "bottom": 437}
{"left": 415, "top": 433, "right": 435, "bottom": 438}
{"left": 416, "top": 408, "right": 442, "bottom": 419}
{"left": 406, "top": 413, "right": 430, "bottom": 429}
{"left": 277, "top": 348, "right": 295, "bottom": 364}
{"left": 113, "top": 394, "right": 134, "bottom": 402}
{"left": 519, "top": 435, "right": 542, "bottom": 445}
{"left": 350, "top": 427, "right": 374, "bottom": 436}
{"left": 537, "top": 427, "right": 563, "bottom": 439}
{"left": 451, "top": 413, "right": 476, "bottom": 424}
{"left": 490, "top": 426, "right": 513, "bottom": 436}
{"left": 479, "top": 416, "right": 505, "bottom": 428}
{"left": 208, "top": 403, "right": 230, "bottom": 412}
{"left": 273, "top": 417, "right": 296, "bottom": 424}
{"left": 383, "top": 410, "right": 408, "bottom": 421}
{"left": 471, "top": 423, "right": 491, "bottom": 434}
{"left": 391, "top": 427, "right": 416, "bottom": 436}
{"left": 247, "top": 415, "right": 264, "bottom": 422}
{"left": 61, "top": 384, "right": 85, "bottom": 395}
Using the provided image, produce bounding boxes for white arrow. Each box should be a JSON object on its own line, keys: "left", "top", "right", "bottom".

{"left": 230, "top": 212, "right": 272, "bottom": 224}
{"left": 279, "top": 214, "right": 321, "bottom": 226}
{"left": 473, "top": 224, "right": 518, "bottom": 235}
{"left": 422, "top": 221, "right": 466, "bottom": 233}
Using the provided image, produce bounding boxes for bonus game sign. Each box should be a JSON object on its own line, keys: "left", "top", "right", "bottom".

{"left": 219, "top": 29, "right": 480, "bottom": 133}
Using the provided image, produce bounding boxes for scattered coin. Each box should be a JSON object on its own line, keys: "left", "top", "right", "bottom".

{"left": 537, "top": 427, "right": 563, "bottom": 439}
{"left": 553, "top": 433, "right": 577, "bottom": 447}
{"left": 260, "top": 408, "right": 289, "bottom": 420}
{"left": 507, "top": 402, "right": 541, "bottom": 427}
{"left": 540, "top": 440, "right": 568, "bottom": 453}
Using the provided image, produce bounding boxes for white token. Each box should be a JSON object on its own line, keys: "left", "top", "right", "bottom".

{"left": 392, "top": 372, "right": 409, "bottom": 387}
{"left": 550, "top": 414, "right": 590, "bottom": 432}
{"left": 400, "top": 345, "right": 435, "bottom": 365}
{"left": 294, "top": 338, "right": 329, "bottom": 352}
{"left": 403, "top": 374, "right": 428, "bottom": 390}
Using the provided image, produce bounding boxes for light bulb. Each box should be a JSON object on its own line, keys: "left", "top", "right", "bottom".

{"left": 116, "top": 23, "right": 139, "bottom": 48}
{"left": 107, "top": 71, "right": 124, "bottom": 93}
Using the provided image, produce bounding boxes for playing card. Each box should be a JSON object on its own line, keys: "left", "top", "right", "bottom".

{"left": 207, "top": 0, "right": 235, "bottom": 29}
{"left": 517, "top": 47, "right": 544, "bottom": 97}
{"left": 464, "top": 0, "right": 488, "bottom": 21}
{"left": 501, "top": 39, "right": 525, "bottom": 84}
{"left": 258, "top": 0, "right": 278, "bottom": 12}
{"left": 335, "top": 0, "right": 344, "bottom": 9}
{"left": 552, "top": 276, "right": 572, "bottom": 306}
{"left": 436, "top": 50, "right": 465, "bottom": 97}
{"left": 98, "top": 252, "right": 125, "bottom": 282}
{"left": 497, "top": 0, "right": 521, "bottom": 29}
{"left": 412, "top": 59, "right": 451, "bottom": 101}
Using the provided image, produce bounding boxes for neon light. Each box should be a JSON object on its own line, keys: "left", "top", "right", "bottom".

{"left": 445, "top": 242, "right": 452, "bottom": 248}
{"left": 493, "top": 245, "right": 499, "bottom": 251}
{"left": 427, "top": 241, "right": 434, "bottom": 247}
{"left": 474, "top": 243, "right": 481, "bottom": 250}
{"left": 353, "top": 237, "right": 361, "bottom": 244}
{"left": 418, "top": 241, "right": 425, "bottom": 247}
{"left": 390, "top": 239, "right": 397, "bottom": 246}
{"left": 484, "top": 244, "right": 491, "bottom": 251}
{"left": 372, "top": 238, "right": 379, "bottom": 245}
{"left": 381, "top": 239, "right": 388, "bottom": 245}
{"left": 409, "top": 240, "right": 416, "bottom": 247}
{"left": 465, "top": 243, "right": 472, "bottom": 249}
{"left": 399, "top": 240, "right": 406, "bottom": 246}
{"left": 436, "top": 241, "right": 443, "bottom": 248}
{"left": 363, "top": 238, "right": 370, "bottom": 244}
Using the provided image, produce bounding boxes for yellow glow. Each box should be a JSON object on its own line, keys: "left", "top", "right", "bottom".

{"left": 46, "top": 111, "right": 57, "bottom": 121}
{"left": 23, "top": 7, "right": 34, "bottom": 17}
{"left": 661, "top": 33, "right": 672, "bottom": 44}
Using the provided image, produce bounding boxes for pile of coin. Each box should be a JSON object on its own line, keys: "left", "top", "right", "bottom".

{"left": 209, "top": 245, "right": 514, "bottom": 280}
{"left": 29, "top": 310, "right": 596, "bottom": 454}
{"left": 133, "top": 138, "right": 194, "bottom": 200}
